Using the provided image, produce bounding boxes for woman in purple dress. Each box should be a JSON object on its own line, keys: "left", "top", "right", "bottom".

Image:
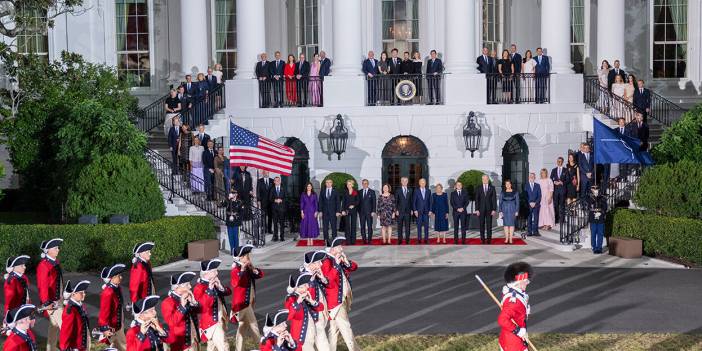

{"left": 299, "top": 182, "right": 320, "bottom": 245}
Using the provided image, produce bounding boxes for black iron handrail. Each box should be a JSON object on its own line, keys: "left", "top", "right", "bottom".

{"left": 366, "top": 73, "right": 445, "bottom": 106}
{"left": 257, "top": 76, "right": 324, "bottom": 108}
{"left": 486, "top": 73, "right": 551, "bottom": 104}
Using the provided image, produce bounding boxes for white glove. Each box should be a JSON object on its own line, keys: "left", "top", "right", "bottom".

{"left": 516, "top": 328, "right": 527, "bottom": 338}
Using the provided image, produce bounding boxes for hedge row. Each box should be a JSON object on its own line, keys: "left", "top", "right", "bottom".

{"left": 610, "top": 209, "right": 702, "bottom": 265}
{"left": 0, "top": 216, "right": 216, "bottom": 272}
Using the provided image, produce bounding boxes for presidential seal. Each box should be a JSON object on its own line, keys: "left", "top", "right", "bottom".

{"left": 395, "top": 80, "right": 417, "bottom": 101}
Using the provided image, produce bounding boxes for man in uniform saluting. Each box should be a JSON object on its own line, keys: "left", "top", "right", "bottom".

{"left": 322, "top": 237, "right": 359, "bottom": 351}
{"left": 36, "top": 238, "right": 64, "bottom": 351}
{"left": 498, "top": 262, "right": 533, "bottom": 351}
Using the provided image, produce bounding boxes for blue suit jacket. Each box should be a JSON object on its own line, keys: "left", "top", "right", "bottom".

{"left": 577, "top": 151, "right": 595, "bottom": 179}
{"left": 534, "top": 55, "right": 550, "bottom": 74}
{"left": 320, "top": 58, "right": 332, "bottom": 76}
{"left": 426, "top": 58, "right": 444, "bottom": 75}
{"left": 412, "top": 188, "right": 432, "bottom": 214}
{"left": 168, "top": 126, "right": 179, "bottom": 149}
{"left": 511, "top": 53, "right": 523, "bottom": 73}
{"left": 524, "top": 183, "right": 542, "bottom": 207}
{"left": 550, "top": 167, "right": 568, "bottom": 194}
{"left": 362, "top": 59, "right": 379, "bottom": 76}
{"left": 269, "top": 59, "right": 285, "bottom": 77}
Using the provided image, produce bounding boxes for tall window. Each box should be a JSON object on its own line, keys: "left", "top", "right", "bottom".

{"left": 653, "top": 0, "right": 687, "bottom": 78}
{"left": 570, "top": 0, "right": 585, "bottom": 73}
{"left": 382, "top": 0, "right": 419, "bottom": 55}
{"left": 16, "top": 7, "right": 49, "bottom": 60}
{"left": 214, "top": 0, "right": 236, "bottom": 80}
{"left": 482, "top": 0, "right": 501, "bottom": 52}
{"left": 296, "top": 0, "right": 318, "bottom": 58}
{"left": 115, "top": 0, "right": 150, "bottom": 87}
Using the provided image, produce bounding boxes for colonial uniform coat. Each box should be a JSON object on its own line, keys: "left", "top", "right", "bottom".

{"left": 126, "top": 319, "right": 169, "bottom": 351}
{"left": 162, "top": 291, "right": 200, "bottom": 351}
{"left": 130, "top": 259, "right": 155, "bottom": 303}
{"left": 498, "top": 287, "right": 530, "bottom": 351}
{"left": 59, "top": 300, "right": 90, "bottom": 351}
{"left": 193, "top": 279, "right": 231, "bottom": 348}
{"left": 36, "top": 257, "right": 63, "bottom": 351}
{"left": 284, "top": 294, "right": 324, "bottom": 351}
{"left": 259, "top": 334, "right": 297, "bottom": 351}
{"left": 3, "top": 328, "right": 38, "bottom": 351}
{"left": 98, "top": 283, "right": 127, "bottom": 349}
{"left": 230, "top": 262, "right": 264, "bottom": 351}
{"left": 4, "top": 272, "right": 30, "bottom": 316}
{"left": 321, "top": 255, "right": 359, "bottom": 351}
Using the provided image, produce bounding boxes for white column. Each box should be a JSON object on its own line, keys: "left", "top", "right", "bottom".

{"left": 445, "top": 0, "right": 477, "bottom": 73}
{"left": 597, "top": 0, "right": 625, "bottom": 69}
{"left": 180, "top": 0, "right": 209, "bottom": 75}
{"left": 234, "top": 0, "right": 266, "bottom": 79}
{"left": 332, "top": 0, "right": 362, "bottom": 76}
{"left": 541, "top": 0, "right": 573, "bottom": 74}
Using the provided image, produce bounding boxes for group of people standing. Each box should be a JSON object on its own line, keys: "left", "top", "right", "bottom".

{"left": 163, "top": 67, "right": 224, "bottom": 134}
{"left": 256, "top": 51, "right": 332, "bottom": 108}
{"left": 597, "top": 58, "right": 653, "bottom": 123}
{"left": 477, "top": 44, "right": 551, "bottom": 104}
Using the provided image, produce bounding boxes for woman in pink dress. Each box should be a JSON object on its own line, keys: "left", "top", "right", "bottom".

{"left": 308, "top": 53, "right": 322, "bottom": 106}
{"left": 537, "top": 168, "right": 555, "bottom": 229}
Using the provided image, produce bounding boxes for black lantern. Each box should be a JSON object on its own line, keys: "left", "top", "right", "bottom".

{"left": 462, "top": 111, "right": 482, "bottom": 158}
{"left": 329, "top": 114, "right": 348, "bottom": 160}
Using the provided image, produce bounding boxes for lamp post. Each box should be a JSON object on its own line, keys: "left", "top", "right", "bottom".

{"left": 329, "top": 114, "right": 348, "bottom": 160}
{"left": 463, "top": 111, "right": 482, "bottom": 158}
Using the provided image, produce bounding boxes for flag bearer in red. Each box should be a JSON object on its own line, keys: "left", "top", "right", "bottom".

{"left": 2, "top": 304, "right": 38, "bottom": 351}
{"left": 130, "top": 242, "right": 156, "bottom": 305}
{"left": 194, "top": 259, "right": 231, "bottom": 351}
{"left": 259, "top": 310, "right": 297, "bottom": 351}
{"left": 299, "top": 251, "right": 331, "bottom": 350}
{"left": 321, "top": 237, "right": 359, "bottom": 351}
{"left": 4, "top": 255, "right": 31, "bottom": 319}
{"left": 162, "top": 271, "right": 200, "bottom": 351}
{"left": 97, "top": 263, "right": 128, "bottom": 350}
{"left": 230, "top": 244, "right": 264, "bottom": 351}
{"left": 126, "top": 295, "right": 169, "bottom": 351}
{"left": 36, "top": 238, "right": 64, "bottom": 351}
{"left": 498, "top": 262, "right": 533, "bottom": 351}
{"left": 59, "top": 280, "right": 91, "bottom": 351}
{"left": 285, "top": 273, "right": 326, "bottom": 351}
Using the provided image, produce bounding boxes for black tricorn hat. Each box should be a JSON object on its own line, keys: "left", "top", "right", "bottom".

{"left": 264, "top": 309, "right": 289, "bottom": 328}
{"left": 304, "top": 250, "right": 327, "bottom": 264}
{"left": 504, "top": 262, "right": 533, "bottom": 283}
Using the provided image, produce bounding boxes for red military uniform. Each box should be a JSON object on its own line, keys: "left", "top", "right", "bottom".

{"left": 2, "top": 328, "right": 38, "bottom": 351}
{"left": 59, "top": 300, "right": 90, "bottom": 351}
{"left": 321, "top": 256, "right": 357, "bottom": 312}
{"left": 193, "top": 279, "right": 231, "bottom": 341}
{"left": 97, "top": 283, "right": 124, "bottom": 342}
{"left": 162, "top": 292, "right": 199, "bottom": 350}
{"left": 130, "top": 259, "right": 154, "bottom": 303}
{"left": 36, "top": 257, "right": 62, "bottom": 315}
{"left": 259, "top": 335, "right": 297, "bottom": 351}
{"left": 126, "top": 320, "right": 169, "bottom": 351}
{"left": 498, "top": 287, "right": 529, "bottom": 351}
{"left": 229, "top": 262, "right": 264, "bottom": 321}
{"left": 284, "top": 294, "right": 323, "bottom": 350}
{"left": 4, "top": 272, "right": 31, "bottom": 316}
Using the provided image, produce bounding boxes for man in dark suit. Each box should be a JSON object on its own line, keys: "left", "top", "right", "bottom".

{"left": 395, "top": 177, "right": 413, "bottom": 245}
{"left": 233, "top": 166, "right": 254, "bottom": 207}
{"left": 524, "top": 173, "right": 542, "bottom": 236}
{"left": 607, "top": 60, "right": 626, "bottom": 92}
{"left": 474, "top": 175, "right": 497, "bottom": 244}
{"left": 317, "top": 179, "right": 340, "bottom": 246}
{"left": 388, "top": 48, "right": 402, "bottom": 105}
{"left": 202, "top": 140, "right": 217, "bottom": 201}
{"left": 450, "top": 181, "right": 470, "bottom": 244}
{"left": 426, "top": 50, "right": 444, "bottom": 105}
{"left": 550, "top": 157, "right": 568, "bottom": 223}
{"left": 255, "top": 53, "right": 271, "bottom": 107}
{"left": 319, "top": 51, "right": 332, "bottom": 77}
{"left": 358, "top": 179, "right": 376, "bottom": 244}
{"left": 195, "top": 123, "right": 210, "bottom": 149}
{"left": 256, "top": 170, "right": 274, "bottom": 234}
{"left": 413, "top": 178, "right": 432, "bottom": 244}
{"left": 477, "top": 47, "right": 495, "bottom": 103}
{"left": 176, "top": 85, "right": 192, "bottom": 124}
{"left": 205, "top": 67, "right": 218, "bottom": 90}
{"left": 534, "top": 47, "right": 550, "bottom": 104}
{"left": 168, "top": 115, "right": 181, "bottom": 175}
{"left": 269, "top": 51, "right": 286, "bottom": 107}
{"left": 294, "top": 53, "right": 310, "bottom": 106}
{"left": 269, "top": 177, "right": 286, "bottom": 241}
{"left": 362, "top": 51, "right": 380, "bottom": 106}
{"left": 400, "top": 51, "right": 413, "bottom": 74}
{"left": 577, "top": 143, "right": 595, "bottom": 198}
{"left": 633, "top": 79, "right": 651, "bottom": 121}
{"left": 510, "top": 44, "right": 522, "bottom": 103}
{"left": 182, "top": 74, "right": 197, "bottom": 97}
{"left": 632, "top": 113, "right": 650, "bottom": 152}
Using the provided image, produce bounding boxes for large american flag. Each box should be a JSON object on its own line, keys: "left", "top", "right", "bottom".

{"left": 229, "top": 122, "right": 295, "bottom": 175}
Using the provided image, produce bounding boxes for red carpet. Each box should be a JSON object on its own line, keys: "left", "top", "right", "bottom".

{"left": 295, "top": 238, "right": 527, "bottom": 247}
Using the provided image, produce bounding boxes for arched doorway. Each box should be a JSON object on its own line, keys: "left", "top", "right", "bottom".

{"left": 282, "top": 137, "right": 309, "bottom": 233}
{"left": 382, "top": 135, "right": 429, "bottom": 191}
{"left": 501, "top": 134, "right": 529, "bottom": 192}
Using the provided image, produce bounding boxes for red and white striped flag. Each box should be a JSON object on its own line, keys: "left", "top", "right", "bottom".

{"left": 229, "top": 122, "right": 295, "bottom": 175}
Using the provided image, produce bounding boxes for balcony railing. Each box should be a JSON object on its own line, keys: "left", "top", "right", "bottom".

{"left": 486, "top": 73, "right": 550, "bottom": 104}
{"left": 365, "top": 74, "right": 445, "bottom": 106}
{"left": 257, "top": 76, "right": 324, "bottom": 108}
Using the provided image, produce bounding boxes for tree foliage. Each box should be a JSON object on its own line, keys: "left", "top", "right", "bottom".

{"left": 0, "top": 0, "right": 84, "bottom": 38}
{"left": 457, "top": 170, "right": 487, "bottom": 199}
{"left": 652, "top": 104, "right": 702, "bottom": 164}
{"left": 634, "top": 160, "right": 702, "bottom": 220}
{"left": 322, "top": 172, "right": 358, "bottom": 194}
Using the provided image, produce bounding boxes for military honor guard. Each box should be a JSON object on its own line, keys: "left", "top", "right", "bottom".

{"left": 162, "top": 271, "right": 200, "bottom": 351}
{"left": 97, "top": 263, "right": 128, "bottom": 350}
{"left": 498, "top": 262, "right": 533, "bottom": 351}
{"left": 3, "top": 304, "right": 38, "bottom": 351}
{"left": 259, "top": 310, "right": 297, "bottom": 351}
{"left": 126, "top": 295, "right": 169, "bottom": 351}
{"left": 230, "top": 244, "right": 264, "bottom": 351}
{"left": 193, "top": 259, "right": 231, "bottom": 351}
{"left": 285, "top": 273, "right": 324, "bottom": 351}
{"left": 36, "top": 238, "right": 64, "bottom": 351}
{"left": 130, "top": 242, "right": 156, "bottom": 305}
{"left": 60, "top": 280, "right": 91, "bottom": 351}
{"left": 587, "top": 185, "right": 608, "bottom": 254}
{"left": 321, "top": 237, "right": 360, "bottom": 351}
{"left": 4, "top": 255, "right": 31, "bottom": 318}
{"left": 300, "top": 251, "right": 331, "bottom": 350}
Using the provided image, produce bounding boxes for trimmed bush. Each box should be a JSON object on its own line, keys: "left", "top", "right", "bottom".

{"left": 456, "top": 170, "right": 486, "bottom": 199}
{"left": 652, "top": 104, "right": 702, "bottom": 164}
{"left": 322, "top": 172, "right": 358, "bottom": 194}
{"left": 66, "top": 153, "right": 165, "bottom": 223}
{"left": 633, "top": 160, "right": 702, "bottom": 220}
{"left": 0, "top": 216, "right": 215, "bottom": 272}
{"left": 610, "top": 209, "right": 702, "bottom": 265}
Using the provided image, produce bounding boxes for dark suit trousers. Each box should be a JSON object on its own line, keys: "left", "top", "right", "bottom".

{"left": 478, "top": 212, "right": 493, "bottom": 241}
{"left": 344, "top": 211, "right": 357, "bottom": 244}
{"left": 262, "top": 203, "right": 273, "bottom": 233}
{"left": 553, "top": 187, "right": 566, "bottom": 223}
{"left": 397, "top": 214, "right": 411, "bottom": 243}
{"left": 428, "top": 76, "right": 441, "bottom": 103}
{"left": 322, "top": 214, "right": 337, "bottom": 243}
{"left": 359, "top": 213, "right": 373, "bottom": 241}
{"left": 204, "top": 169, "right": 214, "bottom": 200}
{"left": 487, "top": 74, "right": 495, "bottom": 103}
{"left": 258, "top": 80, "right": 270, "bottom": 107}
{"left": 453, "top": 212, "right": 467, "bottom": 240}
{"left": 272, "top": 208, "right": 285, "bottom": 239}
{"left": 273, "top": 78, "right": 284, "bottom": 106}
{"left": 535, "top": 74, "right": 547, "bottom": 103}
{"left": 367, "top": 79, "right": 377, "bottom": 105}
{"left": 527, "top": 206, "right": 540, "bottom": 234}
{"left": 171, "top": 148, "right": 179, "bottom": 175}
{"left": 297, "top": 79, "right": 308, "bottom": 106}
{"left": 580, "top": 177, "right": 591, "bottom": 199}
{"left": 513, "top": 75, "right": 521, "bottom": 102}
{"left": 416, "top": 212, "right": 429, "bottom": 241}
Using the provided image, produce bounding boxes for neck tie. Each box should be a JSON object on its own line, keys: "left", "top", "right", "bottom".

{"left": 276, "top": 187, "right": 280, "bottom": 194}
{"left": 403, "top": 188, "right": 407, "bottom": 196}
{"left": 364, "top": 189, "right": 367, "bottom": 198}
{"left": 640, "top": 88, "right": 643, "bottom": 94}
{"left": 558, "top": 168, "right": 561, "bottom": 178}
{"left": 484, "top": 185, "right": 487, "bottom": 194}
{"left": 458, "top": 190, "right": 461, "bottom": 197}
{"left": 327, "top": 189, "right": 331, "bottom": 198}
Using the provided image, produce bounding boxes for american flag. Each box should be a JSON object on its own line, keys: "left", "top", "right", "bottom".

{"left": 229, "top": 122, "right": 295, "bottom": 176}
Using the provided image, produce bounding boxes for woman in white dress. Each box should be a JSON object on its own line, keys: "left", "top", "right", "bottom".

{"left": 611, "top": 75, "right": 627, "bottom": 119}
{"left": 189, "top": 136, "right": 205, "bottom": 193}
{"left": 522, "top": 50, "right": 536, "bottom": 103}
{"left": 624, "top": 74, "right": 636, "bottom": 104}
{"left": 597, "top": 60, "right": 611, "bottom": 113}
{"left": 213, "top": 63, "right": 224, "bottom": 83}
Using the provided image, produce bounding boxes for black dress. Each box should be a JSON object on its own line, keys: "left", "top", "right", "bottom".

{"left": 412, "top": 60, "right": 423, "bottom": 97}
{"left": 565, "top": 164, "right": 579, "bottom": 199}
{"left": 498, "top": 59, "right": 512, "bottom": 92}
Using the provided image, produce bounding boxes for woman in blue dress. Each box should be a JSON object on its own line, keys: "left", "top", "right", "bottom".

{"left": 499, "top": 179, "right": 520, "bottom": 244}
{"left": 431, "top": 183, "right": 449, "bottom": 244}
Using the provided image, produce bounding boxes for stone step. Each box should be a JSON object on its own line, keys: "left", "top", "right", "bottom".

{"left": 526, "top": 229, "right": 576, "bottom": 252}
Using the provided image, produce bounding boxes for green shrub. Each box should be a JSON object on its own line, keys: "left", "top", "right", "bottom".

{"left": 610, "top": 209, "right": 702, "bottom": 265}
{"left": 0, "top": 216, "right": 215, "bottom": 272}
{"left": 66, "top": 153, "right": 165, "bottom": 223}
{"left": 652, "top": 104, "right": 702, "bottom": 164}
{"left": 322, "top": 172, "right": 358, "bottom": 194}
{"left": 633, "top": 160, "right": 702, "bottom": 220}
{"left": 456, "top": 170, "right": 487, "bottom": 199}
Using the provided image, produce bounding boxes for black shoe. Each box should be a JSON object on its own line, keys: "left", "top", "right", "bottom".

{"left": 533, "top": 232, "right": 541, "bottom": 237}
{"left": 462, "top": 239, "right": 466, "bottom": 245}
{"left": 280, "top": 237, "right": 285, "bottom": 241}
{"left": 272, "top": 237, "right": 279, "bottom": 242}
